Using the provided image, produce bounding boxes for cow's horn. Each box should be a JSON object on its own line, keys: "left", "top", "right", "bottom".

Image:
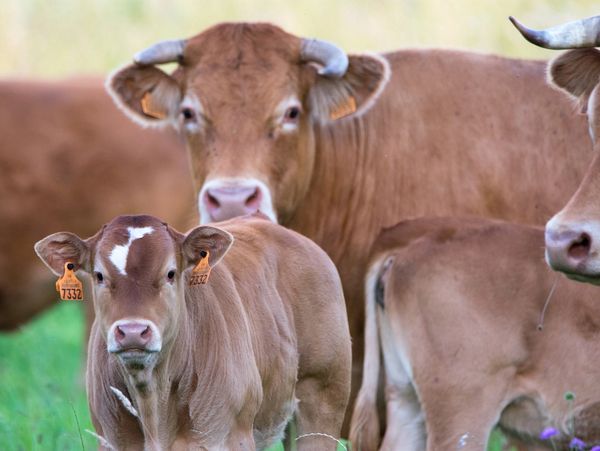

{"left": 133, "top": 39, "right": 186, "bottom": 65}
{"left": 509, "top": 15, "right": 600, "bottom": 49}
{"left": 301, "top": 38, "right": 349, "bottom": 78}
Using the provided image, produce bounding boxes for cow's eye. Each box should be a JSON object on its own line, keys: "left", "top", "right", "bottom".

{"left": 95, "top": 272, "right": 104, "bottom": 283}
{"left": 167, "top": 270, "right": 176, "bottom": 281}
{"left": 283, "top": 106, "right": 301, "bottom": 122}
{"left": 181, "top": 107, "right": 196, "bottom": 121}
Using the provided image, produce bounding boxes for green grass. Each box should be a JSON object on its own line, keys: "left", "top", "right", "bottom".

{"left": 0, "top": 302, "right": 506, "bottom": 450}
{"left": 0, "top": 302, "right": 94, "bottom": 450}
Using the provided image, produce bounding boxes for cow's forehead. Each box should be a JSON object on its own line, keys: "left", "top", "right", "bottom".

{"left": 95, "top": 216, "right": 175, "bottom": 279}
{"left": 180, "top": 23, "right": 302, "bottom": 110}
{"left": 184, "top": 22, "right": 300, "bottom": 68}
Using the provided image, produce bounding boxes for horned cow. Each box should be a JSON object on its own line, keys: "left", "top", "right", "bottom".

{"left": 107, "top": 22, "right": 594, "bottom": 424}
{"left": 511, "top": 15, "right": 600, "bottom": 286}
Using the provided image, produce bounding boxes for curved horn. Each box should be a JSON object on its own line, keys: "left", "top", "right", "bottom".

{"left": 510, "top": 15, "right": 600, "bottom": 49}
{"left": 301, "top": 38, "right": 349, "bottom": 78}
{"left": 133, "top": 39, "right": 186, "bottom": 65}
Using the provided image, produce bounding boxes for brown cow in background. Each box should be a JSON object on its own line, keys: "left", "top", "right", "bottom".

{"left": 0, "top": 77, "right": 193, "bottom": 331}
{"left": 107, "top": 22, "right": 595, "bottom": 423}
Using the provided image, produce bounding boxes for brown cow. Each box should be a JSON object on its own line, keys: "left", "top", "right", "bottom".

{"left": 35, "top": 214, "right": 351, "bottom": 450}
{"left": 0, "top": 77, "right": 194, "bottom": 331}
{"left": 106, "top": 22, "right": 594, "bottom": 418}
{"left": 350, "top": 217, "right": 600, "bottom": 451}
{"left": 511, "top": 16, "right": 600, "bottom": 286}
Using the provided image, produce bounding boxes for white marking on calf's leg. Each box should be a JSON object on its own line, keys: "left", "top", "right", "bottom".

{"left": 109, "top": 226, "right": 154, "bottom": 275}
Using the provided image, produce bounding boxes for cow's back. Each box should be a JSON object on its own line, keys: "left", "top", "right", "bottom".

{"left": 293, "top": 50, "right": 593, "bottom": 400}
{"left": 213, "top": 214, "right": 349, "bottom": 372}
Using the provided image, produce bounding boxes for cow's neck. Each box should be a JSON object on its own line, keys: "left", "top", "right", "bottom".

{"left": 119, "top": 307, "right": 194, "bottom": 450}
{"left": 116, "top": 287, "right": 252, "bottom": 449}
{"left": 287, "top": 116, "right": 398, "bottom": 345}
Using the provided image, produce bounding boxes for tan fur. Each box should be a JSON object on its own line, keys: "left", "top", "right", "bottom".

{"left": 351, "top": 217, "right": 600, "bottom": 450}
{"left": 108, "top": 23, "right": 593, "bottom": 427}
{"left": 36, "top": 214, "right": 351, "bottom": 450}
{"left": 0, "top": 77, "right": 194, "bottom": 331}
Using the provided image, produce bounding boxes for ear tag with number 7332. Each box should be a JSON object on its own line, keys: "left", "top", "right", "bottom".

{"left": 55, "top": 262, "right": 84, "bottom": 301}
{"left": 190, "top": 250, "right": 211, "bottom": 286}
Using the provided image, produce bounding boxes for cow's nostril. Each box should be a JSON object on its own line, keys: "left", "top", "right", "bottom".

{"left": 568, "top": 233, "right": 591, "bottom": 260}
{"left": 245, "top": 188, "right": 259, "bottom": 206}
{"left": 206, "top": 191, "right": 220, "bottom": 208}
{"left": 116, "top": 326, "right": 126, "bottom": 340}
{"left": 141, "top": 326, "right": 151, "bottom": 339}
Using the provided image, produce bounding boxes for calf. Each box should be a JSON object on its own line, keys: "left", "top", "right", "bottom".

{"left": 350, "top": 217, "right": 600, "bottom": 451}
{"left": 35, "top": 214, "right": 351, "bottom": 450}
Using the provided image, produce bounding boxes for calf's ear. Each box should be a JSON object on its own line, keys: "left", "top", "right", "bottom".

{"left": 106, "top": 64, "right": 182, "bottom": 128}
{"left": 34, "top": 232, "right": 91, "bottom": 276}
{"left": 308, "top": 53, "right": 390, "bottom": 123}
{"left": 549, "top": 48, "right": 600, "bottom": 113}
{"left": 182, "top": 226, "right": 234, "bottom": 268}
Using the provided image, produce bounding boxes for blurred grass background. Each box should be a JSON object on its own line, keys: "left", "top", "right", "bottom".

{"left": 1, "top": 0, "right": 599, "bottom": 77}
{"left": 1, "top": 0, "right": 599, "bottom": 449}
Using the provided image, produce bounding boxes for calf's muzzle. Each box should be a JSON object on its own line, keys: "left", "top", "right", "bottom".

{"left": 115, "top": 322, "right": 153, "bottom": 351}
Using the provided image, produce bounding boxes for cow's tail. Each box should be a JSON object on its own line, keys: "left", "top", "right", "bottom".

{"left": 349, "top": 254, "right": 394, "bottom": 451}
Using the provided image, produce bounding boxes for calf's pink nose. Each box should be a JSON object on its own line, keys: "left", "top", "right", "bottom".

{"left": 115, "top": 322, "right": 152, "bottom": 350}
{"left": 204, "top": 185, "right": 263, "bottom": 221}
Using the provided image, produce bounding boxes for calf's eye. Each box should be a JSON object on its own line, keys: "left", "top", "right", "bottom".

{"left": 283, "top": 106, "right": 301, "bottom": 122}
{"left": 95, "top": 272, "right": 104, "bottom": 283}
{"left": 167, "top": 270, "right": 176, "bottom": 281}
{"left": 181, "top": 107, "right": 196, "bottom": 121}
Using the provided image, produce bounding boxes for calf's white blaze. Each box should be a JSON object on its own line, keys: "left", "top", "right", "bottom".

{"left": 109, "top": 226, "right": 154, "bottom": 275}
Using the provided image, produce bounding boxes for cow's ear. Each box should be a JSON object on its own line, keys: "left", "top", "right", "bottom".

{"left": 182, "top": 225, "right": 234, "bottom": 269}
{"left": 308, "top": 53, "right": 390, "bottom": 123}
{"left": 106, "top": 64, "right": 182, "bottom": 128}
{"left": 34, "top": 232, "right": 91, "bottom": 276}
{"left": 549, "top": 48, "right": 600, "bottom": 113}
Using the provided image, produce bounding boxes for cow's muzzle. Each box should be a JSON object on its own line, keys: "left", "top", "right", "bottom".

{"left": 198, "top": 178, "right": 277, "bottom": 224}
{"left": 545, "top": 218, "right": 600, "bottom": 284}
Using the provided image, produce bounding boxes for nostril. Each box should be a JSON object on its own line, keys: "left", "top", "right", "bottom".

{"left": 245, "top": 188, "right": 260, "bottom": 207}
{"left": 206, "top": 191, "right": 220, "bottom": 209}
{"left": 568, "top": 233, "right": 592, "bottom": 260}
{"left": 115, "top": 326, "right": 126, "bottom": 341}
{"left": 141, "top": 326, "right": 151, "bottom": 339}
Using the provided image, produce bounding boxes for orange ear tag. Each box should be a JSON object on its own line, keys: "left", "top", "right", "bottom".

{"left": 55, "top": 262, "right": 84, "bottom": 301}
{"left": 141, "top": 92, "right": 167, "bottom": 120}
{"left": 330, "top": 96, "right": 357, "bottom": 120}
{"left": 190, "top": 250, "right": 211, "bottom": 286}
